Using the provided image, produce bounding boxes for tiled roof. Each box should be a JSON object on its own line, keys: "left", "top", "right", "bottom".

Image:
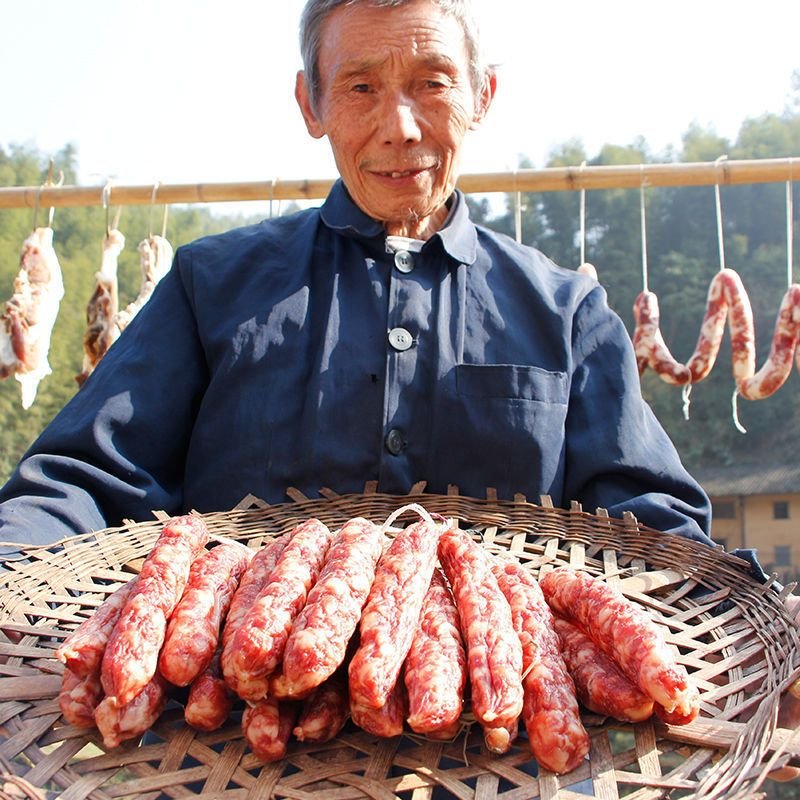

{"left": 692, "top": 463, "right": 800, "bottom": 497}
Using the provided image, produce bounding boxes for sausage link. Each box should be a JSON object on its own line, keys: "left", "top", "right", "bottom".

{"left": 351, "top": 675, "right": 407, "bottom": 738}
{"left": 94, "top": 672, "right": 169, "bottom": 749}
{"left": 539, "top": 567, "right": 699, "bottom": 720}
{"left": 293, "top": 670, "right": 350, "bottom": 743}
{"left": 242, "top": 697, "right": 297, "bottom": 763}
{"left": 348, "top": 516, "right": 442, "bottom": 710}
{"left": 184, "top": 649, "right": 233, "bottom": 732}
{"left": 101, "top": 515, "right": 209, "bottom": 705}
{"left": 56, "top": 577, "right": 138, "bottom": 679}
{"left": 553, "top": 616, "right": 654, "bottom": 723}
{"left": 738, "top": 284, "right": 800, "bottom": 400}
{"left": 279, "top": 517, "right": 385, "bottom": 699}
{"left": 221, "top": 533, "right": 290, "bottom": 699}
{"left": 437, "top": 529, "right": 523, "bottom": 733}
{"left": 59, "top": 667, "right": 104, "bottom": 728}
{"left": 492, "top": 558, "right": 588, "bottom": 774}
{"left": 159, "top": 542, "right": 252, "bottom": 686}
{"left": 632, "top": 291, "right": 691, "bottom": 384}
{"left": 227, "top": 519, "right": 335, "bottom": 699}
{"left": 404, "top": 566, "right": 466, "bottom": 737}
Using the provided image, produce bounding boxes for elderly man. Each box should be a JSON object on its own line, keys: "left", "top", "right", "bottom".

{"left": 0, "top": 0, "right": 715, "bottom": 552}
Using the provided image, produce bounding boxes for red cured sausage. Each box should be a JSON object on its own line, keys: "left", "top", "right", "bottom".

{"left": 632, "top": 291, "right": 692, "bottom": 385}
{"left": 227, "top": 518, "right": 335, "bottom": 700}
{"left": 351, "top": 675, "right": 407, "bottom": 738}
{"left": 436, "top": 529, "right": 523, "bottom": 734}
{"left": 242, "top": 697, "right": 296, "bottom": 763}
{"left": 539, "top": 567, "right": 699, "bottom": 721}
{"left": 94, "top": 672, "right": 169, "bottom": 749}
{"left": 483, "top": 719, "right": 519, "bottom": 754}
{"left": 278, "top": 517, "right": 385, "bottom": 699}
{"left": 738, "top": 284, "right": 800, "bottom": 400}
{"left": 553, "top": 616, "right": 654, "bottom": 723}
{"left": 293, "top": 671, "right": 350, "bottom": 743}
{"left": 492, "top": 558, "right": 588, "bottom": 774}
{"left": 220, "top": 533, "right": 290, "bottom": 700}
{"left": 158, "top": 542, "right": 252, "bottom": 686}
{"left": 56, "top": 577, "right": 138, "bottom": 679}
{"left": 184, "top": 649, "right": 233, "bottom": 732}
{"left": 101, "top": 515, "right": 209, "bottom": 705}
{"left": 404, "top": 566, "right": 466, "bottom": 738}
{"left": 58, "top": 667, "right": 104, "bottom": 728}
{"left": 348, "top": 514, "right": 443, "bottom": 711}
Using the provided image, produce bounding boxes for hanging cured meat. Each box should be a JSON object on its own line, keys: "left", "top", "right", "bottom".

{"left": 76, "top": 229, "right": 125, "bottom": 386}
{"left": 0, "top": 226, "right": 65, "bottom": 409}
{"left": 115, "top": 234, "right": 173, "bottom": 332}
{"left": 633, "top": 268, "right": 800, "bottom": 401}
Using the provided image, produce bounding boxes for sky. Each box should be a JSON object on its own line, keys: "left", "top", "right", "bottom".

{"left": 2, "top": 0, "right": 798, "bottom": 213}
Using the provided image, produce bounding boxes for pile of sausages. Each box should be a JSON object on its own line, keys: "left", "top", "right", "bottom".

{"left": 56, "top": 506, "right": 700, "bottom": 775}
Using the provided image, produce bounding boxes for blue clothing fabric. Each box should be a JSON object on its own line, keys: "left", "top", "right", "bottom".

{"left": 0, "top": 180, "right": 713, "bottom": 549}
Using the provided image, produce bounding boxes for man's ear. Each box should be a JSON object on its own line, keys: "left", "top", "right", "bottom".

{"left": 470, "top": 68, "right": 497, "bottom": 130}
{"left": 295, "top": 70, "right": 326, "bottom": 139}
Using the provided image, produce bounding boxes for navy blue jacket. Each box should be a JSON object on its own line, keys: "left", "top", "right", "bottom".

{"left": 0, "top": 181, "right": 713, "bottom": 548}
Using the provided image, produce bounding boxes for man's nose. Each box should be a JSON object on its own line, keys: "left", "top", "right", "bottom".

{"left": 378, "top": 93, "right": 422, "bottom": 145}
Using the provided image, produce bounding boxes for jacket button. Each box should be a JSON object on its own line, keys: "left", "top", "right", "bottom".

{"left": 388, "top": 327, "right": 413, "bottom": 351}
{"left": 394, "top": 250, "right": 414, "bottom": 273}
{"left": 384, "top": 428, "right": 405, "bottom": 455}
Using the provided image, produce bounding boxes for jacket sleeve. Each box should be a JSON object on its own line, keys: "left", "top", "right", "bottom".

{"left": 0, "top": 249, "right": 208, "bottom": 548}
{"left": 562, "top": 283, "right": 714, "bottom": 544}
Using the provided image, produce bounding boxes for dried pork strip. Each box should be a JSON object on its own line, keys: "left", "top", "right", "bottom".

{"left": 58, "top": 667, "right": 104, "bottom": 728}
{"left": 56, "top": 577, "right": 138, "bottom": 679}
{"left": 539, "top": 566, "right": 699, "bottom": 720}
{"left": 492, "top": 558, "right": 588, "bottom": 773}
{"left": 227, "top": 518, "right": 335, "bottom": 699}
{"left": 553, "top": 616, "right": 654, "bottom": 723}
{"left": 184, "top": 649, "right": 233, "bottom": 732}
{"left": 351, "top": 674, "right": 407, "bottom": 738}
{"left": 101, "top": 514, "right": 209, "bottom": 705}
{"left": 76, "top": 228, "right": 124, "bottom": 385}
{"left": 242, "top": 696, "right": 297, "bottom": 763}
{"left": 278, "top": 516, "right": 385, "bottom": 699}
{"left": 158, "top": 542, "right": 252, "bottom": 686}
{"left": 94, "top": 671, "right": 168, "bottom": 749}
{"left": 437, "top": 529, "right": 523, "bottom": 733}
{"left": 115, "top": 234, "right": 174, "bottom": 332}
{"left": 293, "top": 670, "right": 350, "bottom": 743}
{"left": 404, "top": 566, "right": 466, "bottom": 738}
{"left": 221, "top": 533, "right": 290, "bottom": 700}
{"left": 0, "top": 227, "right": 65, "bottom": 408}
{"left": 348, "top": 515, "right": 443, "bottom": 710}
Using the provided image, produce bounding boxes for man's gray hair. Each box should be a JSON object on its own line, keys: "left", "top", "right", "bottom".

{"left": 299, "top": 0, "right": 488, "bottom": 113}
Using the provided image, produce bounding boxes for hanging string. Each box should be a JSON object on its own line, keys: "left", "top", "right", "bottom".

{"left": 639, "top": 166, "right": 649, "bottom": 293}
{"left": 579, "top": 160, "right": 587, "bottom": 266}
{"left": 715, "top": 155, "right": 728, "bottom": 272}
{"left": 787, "top": 164, "right": 795, "bottom": 288}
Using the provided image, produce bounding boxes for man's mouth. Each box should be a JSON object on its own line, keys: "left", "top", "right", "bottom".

{"left": 377, "top": 168, "right": 425, "bottom": 178}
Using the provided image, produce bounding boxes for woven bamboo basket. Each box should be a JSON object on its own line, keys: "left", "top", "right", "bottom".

{"left": 1, "top": 483, "right": 799, "bottom": 800}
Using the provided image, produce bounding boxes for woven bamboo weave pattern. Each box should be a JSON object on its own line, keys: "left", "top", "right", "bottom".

{"left": 1, "top": 485, "right": 799, "bottom": 799}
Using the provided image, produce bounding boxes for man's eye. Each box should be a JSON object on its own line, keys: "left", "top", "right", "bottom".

{"left": 352, "top": 83, "right": 370, "bottom": 93}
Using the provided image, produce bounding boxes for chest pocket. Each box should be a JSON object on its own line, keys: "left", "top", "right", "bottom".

{"left": 455, "top": 363, "right": 568, "bottom": 404}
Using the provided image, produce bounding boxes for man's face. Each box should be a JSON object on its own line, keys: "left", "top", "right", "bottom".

{"left": 296, "top": 0, "right": 494, "bottom": 239}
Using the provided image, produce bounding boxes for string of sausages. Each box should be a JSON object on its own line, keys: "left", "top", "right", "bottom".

{"left": 633, "top": 268, "right": 800, "bottom": 417}
{"left": 56, "top": 508, "right": 700, "bottom": 775}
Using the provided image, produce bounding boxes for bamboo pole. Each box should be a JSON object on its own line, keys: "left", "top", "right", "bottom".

{"left": 0, "top": 157, "right": 797, "bottom": 211}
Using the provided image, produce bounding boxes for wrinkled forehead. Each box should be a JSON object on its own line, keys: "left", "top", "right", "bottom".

{"left": 317, "top": 2, "right": 471, "bottom": 77}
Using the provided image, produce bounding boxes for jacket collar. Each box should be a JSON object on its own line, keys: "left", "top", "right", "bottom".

{"left": 319, "top": 179, "right": 478, "bottom": 265}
